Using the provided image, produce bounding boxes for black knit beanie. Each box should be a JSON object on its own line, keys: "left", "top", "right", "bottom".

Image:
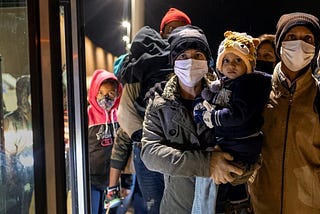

{"left": 168, "top": 25, "right": 212, "bottom": 65}
{"left": 275, "top": 12, "right": 320, "bottom": 60}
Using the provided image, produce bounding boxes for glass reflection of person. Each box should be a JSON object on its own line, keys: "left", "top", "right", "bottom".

{"left": 3, "top": 75, "right": 33, "bottom": 214}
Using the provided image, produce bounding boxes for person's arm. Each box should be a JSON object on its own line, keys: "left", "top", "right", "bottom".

{"left": 108, "top": 167, "right": 122, "bottom": 187}
{"left": 141, "top": 96, "right": 243, "bottom": 180}
{"left": 107, "top": 127, "right": 133, "bottom": 202}
{"left": 117, "top": 83, "right": 143, "bottom": 137}
{"left": 110, "top": 127, "right": 133, "bottom": 176}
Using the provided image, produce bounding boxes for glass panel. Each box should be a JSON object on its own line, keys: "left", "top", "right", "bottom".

{"left": 0, "top": 1, "right": 34, "bottom": 214}
{"left": 60, "top": 5, "right": 72, "bottom": 214}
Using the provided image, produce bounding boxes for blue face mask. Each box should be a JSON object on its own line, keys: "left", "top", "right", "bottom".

{"left": 97, "top": 96, "right": 115, "bottom": 111}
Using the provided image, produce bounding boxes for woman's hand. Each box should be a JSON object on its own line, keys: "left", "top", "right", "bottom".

{"left": 210, "top": 146, "right": 243, "bottom": 184}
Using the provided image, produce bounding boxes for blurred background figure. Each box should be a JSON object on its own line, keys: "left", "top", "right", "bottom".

{"left": 255, "top": 34, "right": 279, "bottom": 74}
{"left": 3, "top": 75, "right": 33, "bottom": 214}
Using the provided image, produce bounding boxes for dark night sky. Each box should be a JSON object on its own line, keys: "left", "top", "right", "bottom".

{"left": 84, "top": 0, "right": 320, "bottom": 57}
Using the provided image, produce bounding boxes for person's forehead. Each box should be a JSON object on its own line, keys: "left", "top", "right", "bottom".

{"left": 286, "top": 25, "right": 313, "bottom": 35}
{"left": 258, "top": 43, "right": 274, "bottom": 52}
{"left": 224, "top": 52, "right": 241, "bottom": 58}
{"left": 180, "top": 49, "right": 205, "bottom": 54}
{"left": 99, "top": 82, "right": 116, "bottom": 90}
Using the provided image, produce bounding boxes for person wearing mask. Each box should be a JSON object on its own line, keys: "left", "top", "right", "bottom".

{"left": 87, "top": 69, "right": 122, "bottom": 214}
{"left": 249, "top": 12, "right": 320, "bottom": 214}
{"left": 106, "top": 7, "right": 191, "bottom": 214}
{"left": 140, "top": 25, "right": 243, "bottom": 214}
{"left": 192, "top": 31, "right": 271, "bottom": 214}
{"left": 255, "top": 34, "right": 279, "bottom": 74}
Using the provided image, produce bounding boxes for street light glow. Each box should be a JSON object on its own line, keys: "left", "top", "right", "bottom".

{"left": 122, "top": 20, "right": 131, "bottom": 29}
{"left": 122, "top": 35, "right": 130, "bottom": 43}
{"left": 121, "top": 20, "right": 131, "bottom": 52}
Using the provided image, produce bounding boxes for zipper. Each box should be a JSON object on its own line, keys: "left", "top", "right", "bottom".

{"left": 280, "top": 92, "right": 293, "bottom": 213}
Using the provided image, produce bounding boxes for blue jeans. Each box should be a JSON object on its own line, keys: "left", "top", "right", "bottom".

{"left": 192, "top": 177, "right": 217, "bottom": 214}
{"left": 133, "top": 145, "right": 164, "bottom": 214}
{"left": 116, "top": 174, "right": 148, "bottom": 214}
{"left": 91, "top": 184, "right": 117, "bottom": 214}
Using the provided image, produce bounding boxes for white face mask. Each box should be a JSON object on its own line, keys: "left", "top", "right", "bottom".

{"left": 174, "top": 59, "right": 208, "bottom": 87}
{"left": 280, "top": 40, "right": 315, "bottom": 72}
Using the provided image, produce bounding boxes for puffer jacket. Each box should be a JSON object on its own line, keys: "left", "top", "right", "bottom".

{"left": 141, "top": 74, "right": 216, "bottom": 214}
{"left": 249, "top": 63, "right": 320, "bottom": 213}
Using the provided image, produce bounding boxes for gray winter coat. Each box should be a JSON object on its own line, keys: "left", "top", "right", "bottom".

{"left": 141, "top": 74, "right": 215, "bottom": 214}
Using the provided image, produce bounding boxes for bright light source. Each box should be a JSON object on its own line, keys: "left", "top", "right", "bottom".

{"left": 122, "top": 35, "right": 130, "bottom": 43}
{"left": 122, "top": 20, "right": 131, "bottom": 29}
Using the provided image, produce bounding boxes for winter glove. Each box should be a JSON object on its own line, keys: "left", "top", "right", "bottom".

{"left": 193, "top": 97, "right": 215, "bottom": 128}
{"left": 104, "top": 185, "right": 121, "bottom": 209}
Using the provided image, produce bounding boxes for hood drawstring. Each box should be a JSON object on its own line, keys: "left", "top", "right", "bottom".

{"left": 104, "top": 109, "right": 117, "bottom": 139}
{"left": 110, "top": 109, "right": 117, "bottom": 137}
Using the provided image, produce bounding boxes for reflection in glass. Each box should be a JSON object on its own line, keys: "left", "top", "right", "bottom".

{"left": 0, "top": 2, "right": 34, "bottom": 213}
{"left": 60, "top": 5, "right": 72, "bottom": 214}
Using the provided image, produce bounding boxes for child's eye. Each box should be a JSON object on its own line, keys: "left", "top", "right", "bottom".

{"left": 235, "top": 58, "right": 243, "bottom": 63}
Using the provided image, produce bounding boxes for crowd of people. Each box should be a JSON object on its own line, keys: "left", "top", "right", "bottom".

{"left": 87, "top": 8, "right": 320, "bottom": 214}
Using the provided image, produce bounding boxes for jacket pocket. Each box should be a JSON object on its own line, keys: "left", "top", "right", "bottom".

{"left": 293, "top": 166, "right": 320, "bottom": 208}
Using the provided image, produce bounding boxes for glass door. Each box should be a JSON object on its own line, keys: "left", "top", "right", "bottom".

{"left": 0, "top": 1, "right": 34, "bottom": 213}
{"left": 0, "top": 0, "right": 89, "bottom": 213}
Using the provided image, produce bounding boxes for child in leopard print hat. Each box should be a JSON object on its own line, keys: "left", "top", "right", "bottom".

{"left": 192, "top": 30, "right": 271, "bottom": 214}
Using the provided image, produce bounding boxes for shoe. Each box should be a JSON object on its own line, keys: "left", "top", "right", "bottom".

{"left": 104, "top": 186, "right": 121, "bottom": 209}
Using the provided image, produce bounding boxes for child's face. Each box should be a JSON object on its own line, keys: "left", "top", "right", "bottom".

{"left": 221, "top": 53, "right": 247, "bottom": 79}
{"left": 97, "top": 81, "right": 118, "bottom": 101}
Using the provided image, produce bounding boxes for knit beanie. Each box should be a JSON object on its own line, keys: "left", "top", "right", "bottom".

{"left": 168, "top": 25, "right": 212, "bottom": 65}
{"left": 160, "top": 8, "right": 191, "bottom": 32}
{"left": 275, "top": 12, "right": 320, "bottom": 59}
{"left": 216, "top": 31, "right": 260, "bottom": 73}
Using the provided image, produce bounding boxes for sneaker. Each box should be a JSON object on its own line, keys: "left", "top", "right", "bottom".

{"left": 104, "top": 186, "right": 121, "bottom": 209}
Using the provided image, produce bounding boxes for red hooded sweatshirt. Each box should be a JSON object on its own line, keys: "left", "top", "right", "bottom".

{"left": 87, "top": 69, "right": 122, "bottom": 189}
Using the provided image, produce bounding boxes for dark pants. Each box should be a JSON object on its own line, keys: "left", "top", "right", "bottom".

{"left": 116, "top": 174, "right": 148, "bottom": 214}
{"left": 216, "top": 183, "right": 251, "bottom": 214}
{"left": 91, "top": 184, "right": 117, "bottom": 214}
{"left": 133, "top": 145, "right": 164, "bottom": 214}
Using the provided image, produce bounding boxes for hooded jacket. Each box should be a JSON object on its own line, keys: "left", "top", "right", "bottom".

{"left": 87, "top": 69, "right": 122, "bottom": 189}
{"left": 117, "top": 26, "right": 172, "bottom": 138}
{"left": 249, "top": 63, "right": 320, "bottom": 213}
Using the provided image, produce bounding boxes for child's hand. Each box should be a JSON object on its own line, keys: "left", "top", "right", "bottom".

{"left": 193, "top": 98, "right": 215, "bottom": 128}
